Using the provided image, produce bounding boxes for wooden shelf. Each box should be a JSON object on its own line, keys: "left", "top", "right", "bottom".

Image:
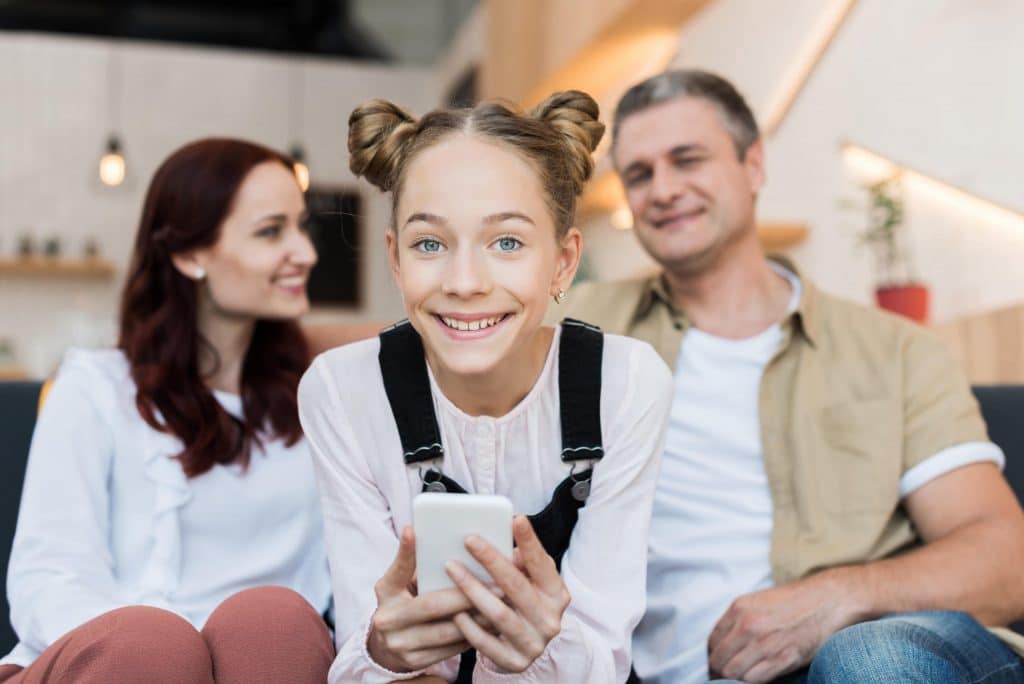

{"left": 758, "top": 222, "right": 809, "bottom": 251}
{"left": 0, "top": 257, "right": 116, "bottom": 279}
{"left": 0, "top": 367, "right": 30, "bottom": 381}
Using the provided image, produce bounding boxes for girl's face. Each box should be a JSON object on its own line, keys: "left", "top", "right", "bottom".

{"left": 388, "top": 134, "right": 580, "bottom": 379}
{"left": 175, "top": 161, "right": 318, "bottom": 321}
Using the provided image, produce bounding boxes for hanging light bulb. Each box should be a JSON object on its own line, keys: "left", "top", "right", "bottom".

{"left": 611, "top": 205, "right": 634, "bottom": 230}
{"left": 99, "top": 135, "right": 126, "bottom": 187}
{"left": 290, "top": 145, "right": 310, "bottom": 192}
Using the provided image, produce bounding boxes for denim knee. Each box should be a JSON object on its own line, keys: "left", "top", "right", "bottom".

{"left": 809, "top": 611, "right": 1023, "bottom": 684}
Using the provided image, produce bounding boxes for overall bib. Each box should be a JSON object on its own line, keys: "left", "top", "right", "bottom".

{"left": 378, "top": 318, "right": 605, "bottom": 683}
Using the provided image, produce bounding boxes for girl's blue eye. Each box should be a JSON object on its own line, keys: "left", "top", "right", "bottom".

{"left": 416, "top": 238, "right": 443, "bottom": 253}
{"left": 495, "top": 236, "right": 522, "bottom": 252}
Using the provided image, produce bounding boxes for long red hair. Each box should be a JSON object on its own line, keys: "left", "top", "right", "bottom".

{"left": 118, "top": 138, "right": 309, "bottom": 477}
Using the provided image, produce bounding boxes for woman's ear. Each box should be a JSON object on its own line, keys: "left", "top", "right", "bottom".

{"left": 551, "top": 227, "right": 583, "bottom": 296}
{"left": 170, "top": 251, "right": 207, "bottom": 281}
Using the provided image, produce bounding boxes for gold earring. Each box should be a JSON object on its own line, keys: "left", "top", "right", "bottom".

{"left": 552, "top": 288, "right": 566, "bottom": 304}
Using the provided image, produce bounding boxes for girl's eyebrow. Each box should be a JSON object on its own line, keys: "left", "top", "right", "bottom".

{"left": 483, "top": 211, "right": 534, "bottom": 226}
{"left": 403, "top": 211, "right": 535, "bottom": 227}
{"left": 404, "top": 212, "right": 446, "bottom": 227}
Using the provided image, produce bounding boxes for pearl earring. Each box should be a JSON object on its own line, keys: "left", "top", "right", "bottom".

{"left": 194, "top": 267, "right": 206, "bottom": 281}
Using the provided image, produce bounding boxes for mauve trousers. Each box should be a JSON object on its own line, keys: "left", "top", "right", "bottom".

{"left": 0, "top": 586, "right": 333, "bottom": 684}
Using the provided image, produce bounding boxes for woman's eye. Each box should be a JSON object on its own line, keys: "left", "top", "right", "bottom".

{"left": 256, "top": 225, "right": 282, "bottom": 239}
{"left": 494, "top": 236, "right": 522, "bottom": 252}
{"left": 414, "top": 238, "right": 443, "bottom": 253}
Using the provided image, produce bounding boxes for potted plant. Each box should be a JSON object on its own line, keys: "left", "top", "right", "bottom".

{"left": 856, "top": 173, "right": 929, "bottom": 323}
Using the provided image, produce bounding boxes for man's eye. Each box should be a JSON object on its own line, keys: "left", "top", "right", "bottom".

{"left": 414, "top": 238, "right": 443, "bottom": 253}
{"left": 494, "top": 236, "right": 522, "bottom": 252}
{"left": 625, "top": 171, "right": 650, "bottom": 186}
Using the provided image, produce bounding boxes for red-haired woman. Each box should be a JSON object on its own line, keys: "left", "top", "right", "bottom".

{"left": 0, "top": 138, "right": 333, "bottom": 683}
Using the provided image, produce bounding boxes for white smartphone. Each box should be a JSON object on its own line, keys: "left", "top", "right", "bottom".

{"left": 413, "top": 493, "right": 514, "bottom": 595}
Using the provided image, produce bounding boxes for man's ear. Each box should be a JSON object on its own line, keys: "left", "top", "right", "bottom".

{"left": 552, "top": 227, "right": 583, "bottom": 295}
{"left": 743, "top": 139, "right": 766, "bottom": 194}
{"left": 170, "top": 251, "right": 207, "bottom": 280}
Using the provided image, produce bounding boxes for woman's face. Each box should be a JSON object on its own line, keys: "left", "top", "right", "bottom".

{"left": 181, "top": 161, "right": 318, "bottom": 321}
{"left": 388, "top": 134, "right": 580, "bottom": 378}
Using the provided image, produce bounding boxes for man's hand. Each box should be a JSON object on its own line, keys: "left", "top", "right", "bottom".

{"left": 707, "top": 569, "right": 864, "bottom": 683}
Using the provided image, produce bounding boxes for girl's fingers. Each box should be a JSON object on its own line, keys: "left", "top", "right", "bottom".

{"left": 512, "top": 516, "right": 564, "bottom": 596}
{"left": 446, "top": 560, "right": 544, "bottom": 656}
{"left": 376, "top": 526, "right": 417, "bottom": 599}
{"left": 374, "top": 586, "right": 475, "bottom": 632}
{"left": 401, "top": 640, "right": 473, "bottom": 672}
{"left": 454, "top": 612, "right": 537, "bottom": 674}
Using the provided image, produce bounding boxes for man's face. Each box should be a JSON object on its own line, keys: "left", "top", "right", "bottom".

{"left": 613, "top": 96, "right": 765, "bottom": 274}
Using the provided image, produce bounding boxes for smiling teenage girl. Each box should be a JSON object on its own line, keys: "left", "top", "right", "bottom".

{"left": 299, "top": 92, "right": 672, "bottom": 683}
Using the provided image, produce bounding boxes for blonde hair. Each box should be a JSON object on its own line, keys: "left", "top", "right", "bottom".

{"left": 348, "top": 91, "right": 605, "bottom": 237}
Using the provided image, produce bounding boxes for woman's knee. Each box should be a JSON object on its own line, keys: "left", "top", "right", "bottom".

{"left": 58, "top": 606, "right": 212, "bottom": 683}
{"left": 202, "top": 586, "right": 332, "bottom": 684}
{"left": 203, "top": 586, "right": 324, "bottom": 634}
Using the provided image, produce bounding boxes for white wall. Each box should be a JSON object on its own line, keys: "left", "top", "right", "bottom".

{"left": 580, "top": 0, "right": 1024, "bottom": 323}
{"left": 0, "top": 32, "right": 435, "bottom": 378}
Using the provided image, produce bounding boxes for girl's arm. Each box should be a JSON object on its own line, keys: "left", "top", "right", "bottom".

{"left": 299, "top": 356, "right": 470, "bottom": 684}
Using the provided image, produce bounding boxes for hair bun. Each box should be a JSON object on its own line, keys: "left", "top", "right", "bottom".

{"left": 347, "top": 99, "right": 419, "bottom": 191}
{"left": 530, "top": 90, "right": 605, "bottom": 195}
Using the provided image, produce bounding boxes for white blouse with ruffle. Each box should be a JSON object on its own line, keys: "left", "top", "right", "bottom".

{"left": 1, "top": 348, "right": 331, "bottom": 668}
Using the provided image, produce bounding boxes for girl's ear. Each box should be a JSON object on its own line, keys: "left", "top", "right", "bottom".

{"left": 385, "top": 229, "right": 400, "bottom": 284}
{"left": 551, "top": 227, "right": 582, "bottom": 297}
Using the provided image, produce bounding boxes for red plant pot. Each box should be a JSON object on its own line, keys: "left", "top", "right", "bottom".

{"left": 875, "top": 284, "right": 930, "bottom": 324}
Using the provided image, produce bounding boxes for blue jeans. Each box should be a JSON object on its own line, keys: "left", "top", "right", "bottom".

{"left": 714, "top": 611, "right": 1024, "bottom": 683}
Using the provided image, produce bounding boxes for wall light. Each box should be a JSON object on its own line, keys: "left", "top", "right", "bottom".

{"left": 841, "top": 142, "right": 1024, "bottom": 227}
{"left": 610, "top": 206, "right": 634, "bottom": 230}
{"left": 291, "top": 146, "right": 310, "bottom": 193}
{"left": 98, "top": 135, "right": 126, "bottom": 187}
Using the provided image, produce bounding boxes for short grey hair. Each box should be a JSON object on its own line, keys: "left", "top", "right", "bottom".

{"left": 612, "top": 69, "right": 760, "bottom": 159}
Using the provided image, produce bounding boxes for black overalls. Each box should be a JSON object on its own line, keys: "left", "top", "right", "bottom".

{"left": 378, "top": 318, "right": 605, "bottom": 684}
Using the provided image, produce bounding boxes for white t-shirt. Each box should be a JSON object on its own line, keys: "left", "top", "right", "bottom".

{"left": 298, "top": 326, "right": 673, "bottom": 684}
{"left": 2, "top": 348, "right": 332, "bottom": 669}
{"left": 631, "top": 267, "right": 1004, "bottom": 684}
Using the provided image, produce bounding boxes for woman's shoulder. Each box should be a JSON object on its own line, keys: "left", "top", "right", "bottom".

{"left": 56, "top": 347, "right": 131, "bottom": 389}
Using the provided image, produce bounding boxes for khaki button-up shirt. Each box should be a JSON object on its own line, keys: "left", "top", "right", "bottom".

{"left": 554, "top": 262, "right": 1024, "bottom": 654}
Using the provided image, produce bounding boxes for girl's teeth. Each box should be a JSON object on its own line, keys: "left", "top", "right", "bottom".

{"left": 441, "top": 316, "right": 502, "bottom": 331}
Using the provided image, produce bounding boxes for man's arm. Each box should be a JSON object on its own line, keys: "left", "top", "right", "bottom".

{"left": 707, "top": 462, "right": 1024, "bottom": 682}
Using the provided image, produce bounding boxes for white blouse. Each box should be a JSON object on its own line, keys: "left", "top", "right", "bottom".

{"left": 1, "top": 348, "right": 332, "bottom": 668}
{"left": 299, "top": 326, "right": 672, "bottom": 684}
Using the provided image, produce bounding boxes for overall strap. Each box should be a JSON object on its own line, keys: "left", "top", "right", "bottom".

{"left": 378, "top": 320, "right": 445, "bottom": 466}
{"left": 558, "top": 318, "right": 604, "bottom": 463}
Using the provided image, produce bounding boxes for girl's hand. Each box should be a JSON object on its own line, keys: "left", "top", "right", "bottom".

{"left": 368, "top": 527, "right": 475, "bottom": 672}
{"left": 446, "top": 516, "right": 571, "bottom": 673}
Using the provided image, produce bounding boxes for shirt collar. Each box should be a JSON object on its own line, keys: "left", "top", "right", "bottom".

{"left": 636, "top": 255, "right": 820, "bottom": 347}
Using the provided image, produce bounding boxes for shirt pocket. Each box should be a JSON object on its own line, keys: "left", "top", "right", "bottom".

{"left": 818, "top": 398, "right": 903, "bottom": 513}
